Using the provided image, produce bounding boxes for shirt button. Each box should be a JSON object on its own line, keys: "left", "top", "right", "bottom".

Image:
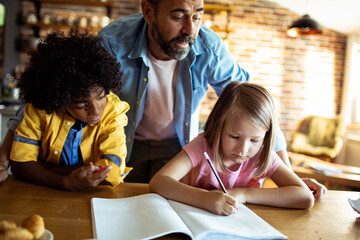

{"left": 143, "top": 77, "right": 147, "bottom": 82}
{"left": 185, "top": 122, "right": 189, "bottom": 126}
{"left": 133, "top": 121, "right": 136, "bottom": 126}
{"left": 128, "top": 138, "right": 132, "bottom": 142}
{"left": 66, "top": 121, "right": 71, "bottom": 125}
{"left": 136, "top": 101, "right": 140, "bottom": 105}
{"left": 54, "top": 150, "right": 59, "bottom": 155}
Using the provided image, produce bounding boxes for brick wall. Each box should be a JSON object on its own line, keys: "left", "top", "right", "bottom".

{"left": 200, "top": 0, "right": 346, "bottom": 147}
{"left": 19, "top": 0, "right": 347, "bottom": 146}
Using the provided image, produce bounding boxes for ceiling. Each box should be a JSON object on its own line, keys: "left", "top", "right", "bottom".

{"left": 270, "top": 0, "right": 360, "bottom": 35}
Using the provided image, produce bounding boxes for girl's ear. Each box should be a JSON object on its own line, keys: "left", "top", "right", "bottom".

{"left": 141, "top": 0, "right": 154, "bottom": 24}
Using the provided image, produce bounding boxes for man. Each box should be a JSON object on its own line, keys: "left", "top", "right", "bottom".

{"left": 96, "top": 0, "right": 326, "bottom": 199}
{"left": 1, "top": 0, "right": 326, "bottom": 199}
{"left": 98, "top": 0, "right": 252, "bottom": 182}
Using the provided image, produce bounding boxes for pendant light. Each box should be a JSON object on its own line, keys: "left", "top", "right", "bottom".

{"left": 287, "top": 14, "right": 322, "bottom": 37}
{"left": 286, "top": 1, "right": 322, "bottom": 37}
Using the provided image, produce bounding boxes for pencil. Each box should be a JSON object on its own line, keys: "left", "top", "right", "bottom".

{"left": 204, "top": 152, "right": 228, "bottom": 194}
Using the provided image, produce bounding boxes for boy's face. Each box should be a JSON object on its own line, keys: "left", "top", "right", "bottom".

{"left": 65, "top": 87, "right": 107, "bottom": 125}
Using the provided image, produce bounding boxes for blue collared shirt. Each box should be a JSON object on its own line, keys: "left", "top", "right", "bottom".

{"left": 98, "top": 13, "right": 286, "bottom": 162}
{"left": 59, "top": 119, "right": 87, "bottom": 167}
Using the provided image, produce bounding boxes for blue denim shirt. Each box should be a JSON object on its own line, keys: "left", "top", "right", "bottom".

{"left": 9, "top": 14, "right": 286, "bottom": 162}
{"left": 97, "top": 13, "right": 286, "bottom": 162}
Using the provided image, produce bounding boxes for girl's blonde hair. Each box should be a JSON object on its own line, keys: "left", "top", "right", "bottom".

{"left": 203, "top": 82, "right": 276, "bottom": 177}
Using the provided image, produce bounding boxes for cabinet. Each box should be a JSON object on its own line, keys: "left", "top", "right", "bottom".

{"left": 0, "top": 26, "right": 3, "bottom": 77}
{"left": 19, "top": 0, "right": 115, "bottom": 47}
{"left": 203, "top": 3, "right": 234, "bottom": 39}
{"left": 0, "top": 105, "right": 20, "bottom": 142}
{"left": 199, "top": 4, "right": 235, "bottom": 125}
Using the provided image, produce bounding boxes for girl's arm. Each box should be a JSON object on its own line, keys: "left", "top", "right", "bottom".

{"left": 149, "top": 150, "right": 238, "bottom": 215}
{"left": 276, "top": 150, "right": 327, "bottom": 200}
{"left": 11, "top": 161, "right": 110, "bottom": 190}
{"left": 228, "top": 162, "right": 314, "bottom": 209}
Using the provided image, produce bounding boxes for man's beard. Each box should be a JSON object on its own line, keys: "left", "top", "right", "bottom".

{"left": 151, "top": 22, "right": 195, "bottom": 60}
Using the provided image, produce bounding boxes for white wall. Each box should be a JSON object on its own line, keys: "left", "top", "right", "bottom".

{"left": 338, "top": 33, "right": 360, "bottom": 165}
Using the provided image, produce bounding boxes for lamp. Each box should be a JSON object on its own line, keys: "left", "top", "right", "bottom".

{"left": 287, "top": 14, "right": 322, "bottom": 37}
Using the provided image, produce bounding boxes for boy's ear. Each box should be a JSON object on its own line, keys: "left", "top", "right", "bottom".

{"left": 141, "top": 0, "right": 154, "bottom": 24}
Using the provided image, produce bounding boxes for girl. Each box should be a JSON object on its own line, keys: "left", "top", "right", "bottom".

{"left": 10, "top": 29, "right": 132, "bottom": 190}
{"left": 150, "top": 82, "right": 314, "bottom": 215}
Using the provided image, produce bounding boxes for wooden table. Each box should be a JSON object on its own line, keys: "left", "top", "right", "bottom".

{"left": 1, "top": 175, "right": 360, "bottom": 240}
{"left": 289, "top": 152, "right": 360, "bottom": 189}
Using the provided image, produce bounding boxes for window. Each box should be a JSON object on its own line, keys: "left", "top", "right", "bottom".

{"left": 345, "top": 34, "right": 360, "bottom": 125}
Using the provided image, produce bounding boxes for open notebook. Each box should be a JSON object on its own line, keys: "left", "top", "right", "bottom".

{"left": 91, "top": 193, "right": 287, "bottom": 240}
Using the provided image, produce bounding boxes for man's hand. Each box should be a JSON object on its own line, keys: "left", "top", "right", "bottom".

{"left": 275, "top": 150, "right": 328, "bottom": 200}
{"left": 302, "top": 178, "right": 327, "bottom": 200}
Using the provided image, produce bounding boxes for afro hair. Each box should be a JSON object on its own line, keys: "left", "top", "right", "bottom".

{"left": 18, "top": 28, "right": 123, "bottom": 114}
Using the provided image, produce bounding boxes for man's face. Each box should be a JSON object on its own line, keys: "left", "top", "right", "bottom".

{"left": 145, "top": 0, "right": 204, "bottom": 60}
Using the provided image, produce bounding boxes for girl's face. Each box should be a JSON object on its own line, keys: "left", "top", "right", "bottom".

{"left": 220, "top": 114, "right": 266, "bottom": 167}
{"left": 65, "top": 87, "right": 107, "bottom": 125}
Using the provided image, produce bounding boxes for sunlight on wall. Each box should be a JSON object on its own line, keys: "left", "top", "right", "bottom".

{"left": 344, "top": 35, "right": 360, "bottom": 124}
{"left": 302, "top": 49, "right": 336, "bottom": 117}
{"left": 198, "top": 0, "right": 346, "bottom": 144}
{"left": 352, "top": 45, "right": 360, "bottom": 122}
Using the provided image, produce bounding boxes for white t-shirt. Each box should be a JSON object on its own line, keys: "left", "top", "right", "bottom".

{"left": 135, "top": 51, "right": 178, "bottom": 141}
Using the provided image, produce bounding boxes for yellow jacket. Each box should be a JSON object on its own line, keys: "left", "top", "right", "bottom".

{"left": 10, "top": 92, "right": 132, "bottom": 186}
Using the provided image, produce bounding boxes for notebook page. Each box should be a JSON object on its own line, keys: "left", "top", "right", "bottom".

{"left": 91, "top": 193, "right": 193, "bottom": 240}
{"left": 168, "top": 200, "right": 287, "bottom": 240}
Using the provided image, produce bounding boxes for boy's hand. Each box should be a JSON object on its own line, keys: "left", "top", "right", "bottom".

{"left": 0, "top": 157, "right": 9, "bottom": 182}
{"left": 0, "top": 167, "right": 8, "bottom": 182}
{"left": 64, "top": 163, "right": 112, "bottom": 190}
{"left": 203, "top": 191, "right": 238, "bottom": 216}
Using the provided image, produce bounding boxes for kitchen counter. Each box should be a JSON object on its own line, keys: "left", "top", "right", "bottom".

{"left": 0, "top": 105, "right": 21, "bottom": 114}
{"left": 0, "top": 104, "right": 22, "bottom": 142}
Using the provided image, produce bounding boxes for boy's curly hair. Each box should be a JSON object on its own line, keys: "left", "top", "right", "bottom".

{"left": 18, "top": 29, "right": 123, "bottom": 114}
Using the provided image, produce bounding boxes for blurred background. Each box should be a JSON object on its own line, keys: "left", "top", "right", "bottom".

{"left": 0, "top": 0, "right": 359, "bottom": 170}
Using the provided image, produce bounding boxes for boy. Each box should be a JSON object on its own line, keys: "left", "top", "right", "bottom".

{"left": 10, "top": 29, "right": 131, "bottom": 190}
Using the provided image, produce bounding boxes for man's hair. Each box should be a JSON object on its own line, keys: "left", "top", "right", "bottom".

{"left": 147, "top": 0, "right": 160, "bottom": 8}
{"left": 18, "top": 29, "right": 122, "bottom": 114}
{"left": 203, "top": 82, "right": 276, "bottom": 177}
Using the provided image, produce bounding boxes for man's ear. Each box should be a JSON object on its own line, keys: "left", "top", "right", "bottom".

{"left": 141, "top": 0, "right": 154, "bottom": 24}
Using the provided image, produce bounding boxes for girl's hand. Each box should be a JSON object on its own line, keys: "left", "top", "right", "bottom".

{"left": 228, "top": 188, "right": 247, "bottom": 204}
{"left": 203, "top": 191, "right": 238, "bottom": 215}
{"left": 64, "top": 163, "right": 111, "bottom": 190}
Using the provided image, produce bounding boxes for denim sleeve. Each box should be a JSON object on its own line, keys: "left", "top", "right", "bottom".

{"left": 274, "top": 124, "right": 287, "bottom": 152}
{"left": 7, "top": 105, "right": 25, "bottom": 132}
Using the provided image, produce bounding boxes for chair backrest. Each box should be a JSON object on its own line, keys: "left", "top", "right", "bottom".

{"left": 307, "top": 116, "right": 343, "bottom": 148}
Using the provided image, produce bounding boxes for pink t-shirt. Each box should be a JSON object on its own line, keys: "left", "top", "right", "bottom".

{"left": 182, "top": 133, "right": 281, "bottom": 190}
